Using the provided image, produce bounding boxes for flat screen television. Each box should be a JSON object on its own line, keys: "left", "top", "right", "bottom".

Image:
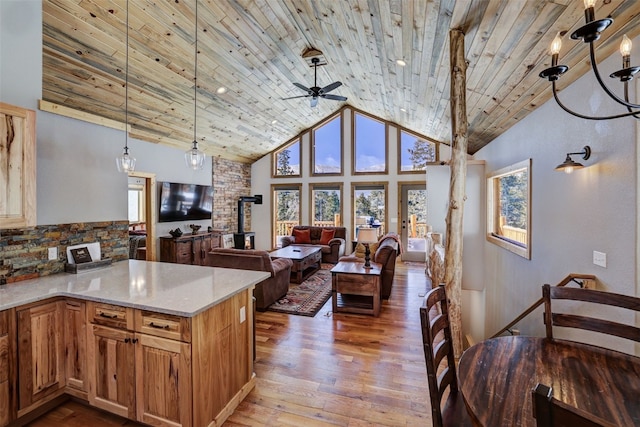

{"left": 158, "top": 181, "right": 214, "bottom": 222}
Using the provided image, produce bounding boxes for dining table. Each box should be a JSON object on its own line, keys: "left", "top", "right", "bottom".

{"left": 458, "top": 336, "right": 640, "bottom": 427}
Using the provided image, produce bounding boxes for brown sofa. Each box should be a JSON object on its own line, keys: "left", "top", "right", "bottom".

{"left": 339, "top": 233, "right": 399, "bottom": 299}
{"left": 209, "top": 248, "right": 293, "bottom": 311}
{"left": 280, "top": 225, "right": 346, "bottom": 263}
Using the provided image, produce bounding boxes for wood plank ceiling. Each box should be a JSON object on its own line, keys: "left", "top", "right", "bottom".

{"left": 42, "top": 0, "right": 640, "bottom": 163}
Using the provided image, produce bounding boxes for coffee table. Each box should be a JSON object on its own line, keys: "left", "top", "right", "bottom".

{"left": 330, "top": 261, "right": 382, "bottom": 316}
{"left": 270, "top": 245, "right": 322, "bottom": 283}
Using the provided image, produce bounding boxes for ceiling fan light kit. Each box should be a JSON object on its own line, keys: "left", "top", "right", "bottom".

{"left": 283, "top": 51, "right": 347, "bottom": 108}
{"left": 539, "top": 0, "right": 639, "bottom": 120}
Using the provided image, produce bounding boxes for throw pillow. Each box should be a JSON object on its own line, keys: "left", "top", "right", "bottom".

{"left": 319, "top": 229, "right": 336, "bottom": 245}
{"left": 292, "top": 228, "right": 311, "bottom": 244}
{"left": 354, "top": 240, "right": 380, "bottom": 258}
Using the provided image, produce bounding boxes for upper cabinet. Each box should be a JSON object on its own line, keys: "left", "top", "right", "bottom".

{"left": 0, "top": 102, "right": 36, "bottom": 229}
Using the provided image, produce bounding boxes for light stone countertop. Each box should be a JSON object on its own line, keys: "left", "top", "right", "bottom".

{"left": 0, "top": 260, "right": 270, "bottom": 317}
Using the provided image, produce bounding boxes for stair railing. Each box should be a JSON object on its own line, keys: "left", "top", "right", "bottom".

{"left": 489, "top": 273, "right": 596, "bottom": 339}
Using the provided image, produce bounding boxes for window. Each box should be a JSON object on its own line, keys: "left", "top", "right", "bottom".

{"left": 353, "top": 112, "right": 387, "bottom": 174}
{"left": 310, "top": 183, "right": 342, "bottom": 227}
{"left": 273, "top": 138, "right": 301, "bottom": 177}
{"left": 399, "top": 129, "right": 438, "bottom": 172}
{"left": 352, "top": 183, "right": 387, "bottom": 240}
{"left": 128, "top": 181, "right": 145, "bottom": 223}
{"left": 486, "top": 159, "right": 531, "bottom": 259}
{"left": 272, "top": 184, "right": 301, "bottom": 248}
{"left": 312, "top": 113, "right": 342, "bottom": 175}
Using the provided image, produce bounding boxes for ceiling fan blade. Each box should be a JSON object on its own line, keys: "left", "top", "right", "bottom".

{"left": 293, "top": 82, "right": 312, "bottom": 93}
{"left": 310, "top": 97, "right": 318, "bottom": 108}
{"left": 319, "top": 81, "right": 342, "bottom": 94}
{"left": 282, "top": 94, "right": 310, "bottom": 100}
{"left": 322, "top": 94, "right": 347, "bottom": 101}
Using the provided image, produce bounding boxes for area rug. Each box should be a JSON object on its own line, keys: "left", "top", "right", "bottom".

{"left": 268, "top": 264, "right": 333, "bottom": 317}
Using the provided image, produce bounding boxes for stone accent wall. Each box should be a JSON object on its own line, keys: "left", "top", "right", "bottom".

{"left": 213, "top": 157, "right": 252, "bottom": 233}
{"left": 0, "top": 221, "right": 129, "bottom": 284}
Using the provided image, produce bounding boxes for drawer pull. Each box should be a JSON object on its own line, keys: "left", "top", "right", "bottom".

{"left": 149, "top": 322, "right": 170, "bottom": 330}
{"left": 99, "top": 312, "right": 118, "bottom": 319}
{"left": 124, "top": 338, "right": 131, "bottom": 343}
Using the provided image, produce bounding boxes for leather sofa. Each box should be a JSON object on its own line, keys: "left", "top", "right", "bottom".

{"left": 339, "top": 233, "right": 399, "bottom": 299}
{"left": 280, "top": 225, "right": 346, "bottom": 263}
{"left": 209, "top": 248, "right": 293, "bottom": 311}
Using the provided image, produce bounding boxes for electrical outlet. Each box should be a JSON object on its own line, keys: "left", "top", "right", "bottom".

{"left": 48, "top": 247, "right": 58, "bottom": 261}
{"left": 239, "top": 306, "right": 246, "bottom": 323}
{"left": 593, "top": 251, "right": 606, "bottom": 268}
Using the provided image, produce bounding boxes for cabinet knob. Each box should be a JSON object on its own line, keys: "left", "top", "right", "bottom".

{"left": 132, "top": 338, "right": 139, "bottom": 344}
{"left": 124, "top": 338, "right": 131, "bottom": 343}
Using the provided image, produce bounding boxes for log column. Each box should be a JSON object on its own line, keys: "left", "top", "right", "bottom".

{"left": 445, "top": 29, "right": 468, "bottom": 360}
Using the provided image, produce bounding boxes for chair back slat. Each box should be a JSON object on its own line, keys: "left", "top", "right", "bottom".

{"left": 542, "top": 284, "right": 640, "bottom": 343}
{"left": 532, "top": 383, "right": 616, "bottom": 427}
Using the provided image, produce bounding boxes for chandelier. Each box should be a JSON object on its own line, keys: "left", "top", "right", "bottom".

{"left": 538, "top": 0, "right": 639, "bottom": 120}
{"left": 116, "top": 0, "right": 136, "bottom": 173}
{"left": 185, "top": 0, "right": 206, "bottom": 170}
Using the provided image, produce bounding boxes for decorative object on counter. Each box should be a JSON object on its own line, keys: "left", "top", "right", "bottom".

{"left": 208, "top": 226, "right": 213, "bottom": 232}
{"left": 70, "top": 246, "right": 93, "bottom": 264}
{"left": 65, "top": 258, "right": 112, "bottom": 274}
{"left": 189, "top": 224, "right": 202, "bottom": 234}
{"left": 169, "top": 228, "right": 183, "bottom": 238}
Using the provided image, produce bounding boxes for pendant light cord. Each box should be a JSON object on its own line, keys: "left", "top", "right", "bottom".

{"left": 125, "top": 0, "right": 129, "bottom": 153}
{"left": 193, "top": 0, "right": 198, "bottom": 148}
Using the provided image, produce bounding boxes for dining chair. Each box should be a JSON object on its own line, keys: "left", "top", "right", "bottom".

{"left": 420, "top": 284, "right": 473, "bottom": 427}
{"left": 531, "top": 383, "right": 616, "bottom": 427}
{"left": 542, "top": 284, "right": 640, "bottom": 342}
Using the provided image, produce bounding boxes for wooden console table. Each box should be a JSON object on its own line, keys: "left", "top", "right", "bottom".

{"left": 331, "top": 261, "right": 382, "bottom": 316}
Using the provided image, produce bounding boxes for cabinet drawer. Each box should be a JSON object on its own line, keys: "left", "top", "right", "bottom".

{"left": 135, "top": 311, "right": 191, "bottom": 342}
{"left": 334, "top": 273, "right": 378, "bottom": 295}
{"left": 88, "top": 302, "right": 133, "bottom": 330}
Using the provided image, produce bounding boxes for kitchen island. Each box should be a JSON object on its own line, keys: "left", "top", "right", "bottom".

{"left": 0, "top": 260, "right": 269, "bottom": 427}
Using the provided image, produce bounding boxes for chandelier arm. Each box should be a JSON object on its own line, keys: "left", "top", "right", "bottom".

{"left": 623, "top": 83, "right": 640, "bottom": 118}
{"left": 552, "top": 81, "right": 640, "bottom": 120}
{"left": 589, "top": 42, "right": 640, "bottom": 109}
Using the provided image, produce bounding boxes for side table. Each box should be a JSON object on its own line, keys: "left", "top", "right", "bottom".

{"left": 331, "top": 261, "right": 382, "bottom": 316}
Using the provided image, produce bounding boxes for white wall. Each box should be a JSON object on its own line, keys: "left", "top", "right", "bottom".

{"left": 475, "top": 36, "right": 638, "bottom": 354}
{"left": 251, "top": 107, "right": 453, "bottom": 252}
{"left": 1, "top": 0, "right": 212, "bottom": 230}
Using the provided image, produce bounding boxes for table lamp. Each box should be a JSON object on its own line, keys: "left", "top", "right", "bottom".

{"left": 357, "top": 228, "right": 378, "bottom": 268}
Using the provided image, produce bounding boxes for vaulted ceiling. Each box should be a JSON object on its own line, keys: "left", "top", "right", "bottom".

{"left": 42, "top": 0, "right": 640, "bottom": 163}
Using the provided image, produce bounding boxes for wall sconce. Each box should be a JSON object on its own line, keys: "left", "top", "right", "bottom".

{"left": 555, "top": 146, "right": 591, "bottom": 174}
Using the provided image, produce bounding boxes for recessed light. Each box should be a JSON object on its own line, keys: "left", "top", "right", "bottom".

{"left": 216, "top": 86, "right": 227, "bottom": 94}
{"left": 400, "top": 108, "right": 407, "bottom": 112}
{"left": 271, "top": 120, "right": 278, "bottom": 125}
{"left": 396, "top": 59, "right": 406, "bottom": 67}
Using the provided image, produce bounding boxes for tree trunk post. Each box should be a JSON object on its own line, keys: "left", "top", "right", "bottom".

{"left": 445, "top": 28, "right": 468, "bottom": 360}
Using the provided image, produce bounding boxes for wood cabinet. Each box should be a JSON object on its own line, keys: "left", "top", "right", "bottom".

{"left": 63, "top": 300, "right": 87, "bottom": 398}
{"left": 160, "top": 231, "right": 220, "bottom": 265}
{"left": 0, "top": 102, "right": 36, "bottom": 229}
{"left": 0, "top": 309, "right": 14, "bottom": 427}
{"left": 16, "top": 300, "right": 66, "bottom": 414}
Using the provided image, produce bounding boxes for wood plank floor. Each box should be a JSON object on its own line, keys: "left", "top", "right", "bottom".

{"left": 26, "top": 262, "right": 433, "bottom": 427}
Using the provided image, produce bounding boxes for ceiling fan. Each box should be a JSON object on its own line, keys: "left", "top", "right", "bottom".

{"left": 282, "top": 57, "right": 347, "bottom": 108}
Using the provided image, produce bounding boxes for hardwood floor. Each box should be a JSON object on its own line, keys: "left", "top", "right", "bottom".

{"left": 26, "top": 262, "right": 433, "bottom": 427}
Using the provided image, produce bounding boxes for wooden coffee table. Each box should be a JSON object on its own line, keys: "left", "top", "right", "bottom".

{"left": 270, "top": 245, "right": 322, "bottom": 283}
{"left": 330, "top": 261, "right": 382, "bottom": 316}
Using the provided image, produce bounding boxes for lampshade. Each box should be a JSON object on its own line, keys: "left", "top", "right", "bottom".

{"left": 555, "top": 155, "right": 584, "bottom": 174}
{"left": 185, "top": 141, "right": 206, "bottom": 170}
{"left": 357, "top": 227, "right": 378, "bottom": 244}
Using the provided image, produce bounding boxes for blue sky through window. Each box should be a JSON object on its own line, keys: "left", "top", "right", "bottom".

{"left": 355, "top": 113, "right": 386, "bottom": 172}
{"left": 313, "top": 115, "right": 341, "bottom": 173}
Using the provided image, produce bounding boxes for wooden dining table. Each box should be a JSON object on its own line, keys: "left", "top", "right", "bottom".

{"left": 458, "top": 336, "right": 640, "bottom": 427}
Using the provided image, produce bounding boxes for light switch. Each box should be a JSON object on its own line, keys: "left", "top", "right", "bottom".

{"left": 48, "top": 247, "right": 58, "bottom": 260}
{"left": 239, "top": 306, "right": 246, "bottom": 323}
{"left": 593, "top": 251, "right": 606, "bottom": 268}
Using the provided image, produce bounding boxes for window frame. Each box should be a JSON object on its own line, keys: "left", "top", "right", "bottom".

{"left": 397, "top": 128, "right": 440, "bottom": 174}
{"left": 310, "top": 111, "right": 344, "bottom": 177}
{"left": 351, "top": 182, "right": 388, "bottom": 240}
{"left": 486, "top": 159, "right": 531, "bottom": 259}
{"left": 352, "top": 110, "right": 388, "bottom": 175}
{"left": 271, "top": 136, "right": 302, "bottom": 178}
{"left": 309, "top": 182, "right": 343, "bottom": 227}
{"left": 271, "top": 183, "right": 302, "bottom": 248}
{"left": 128, "top": 182, "right": 145, "bottom": 224}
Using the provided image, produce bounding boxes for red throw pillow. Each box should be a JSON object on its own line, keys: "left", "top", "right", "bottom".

{"left": 292, "top": 228, "right": 311, "bottom": 244}
{"left": 319, "top": 229, "right": 335, "bottom": 245}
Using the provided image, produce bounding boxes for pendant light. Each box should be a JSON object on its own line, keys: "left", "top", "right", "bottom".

{"left": 185, "top": 0, "right": 206, "bottom": 170}
{"left": 116, "top": 0, "right": 136, "bottom": 173}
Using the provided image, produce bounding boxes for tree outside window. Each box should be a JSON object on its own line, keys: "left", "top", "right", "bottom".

{"left": 399, "top": 130, "right": 437, "bottom": 172}
{"left": 311, "top": 184, "right": 342, "bottom": 226}
{"left": 273, "top": 139, "right": 300, "bottom": 177}
{"left": 272, "top": 184, "right": 301, "bottom": 247}
{"left": 353, "top": 184, "right": 387, "bottom": 239}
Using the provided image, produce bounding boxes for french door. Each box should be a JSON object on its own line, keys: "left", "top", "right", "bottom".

{"left": 399, "top": 183, "right": 428, "bottom": 262}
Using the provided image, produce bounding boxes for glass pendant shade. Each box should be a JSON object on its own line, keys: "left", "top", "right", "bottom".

{"left": 116, "top": 147, "right": 136, "bottom": 173}
{"left": 185, "top": 141, "right": 205, "bottom": 170}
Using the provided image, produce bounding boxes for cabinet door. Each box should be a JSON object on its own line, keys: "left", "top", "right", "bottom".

{"left": 17, "top": 301, "right": 65, "bottom": 411}
{"left": 135, "top": 334, "right": 192, "bottom": 427}
{"left": 175, "top": 240, "right": 193, "bottom": 264}
{"left": 0, "top": 310, "right": 10, "bottom": 427}
{"left": 87, "top": 324, "right": 135, "bottom": 419}
{"left": 64, "top": 300, "right": 87, "bottom": 395}
{"left": 194, "top": 235, "right": 212, "bottom": 265}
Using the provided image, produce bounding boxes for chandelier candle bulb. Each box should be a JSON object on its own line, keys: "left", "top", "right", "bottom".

{"left": 620, "top": 35, "right": 632, "bottom": 68}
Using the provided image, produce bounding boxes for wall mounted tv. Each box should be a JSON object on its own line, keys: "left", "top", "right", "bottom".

{"left": 158, "top": 182, "right": 214, "bottom": 222}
